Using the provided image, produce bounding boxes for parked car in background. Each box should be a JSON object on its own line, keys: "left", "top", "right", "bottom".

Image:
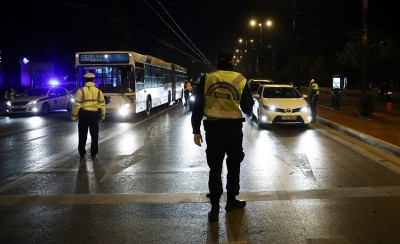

{"left": 247, "top": 78, "right": 274, "bottom": 94}
{"left": 252, "top": 84, "right": 311, "bottom": 128}
{"left": 6, "top": 87, "right": 74, "bottom": 115}
{"left": 59, "top": 82, "right": 79, "bottom": 95}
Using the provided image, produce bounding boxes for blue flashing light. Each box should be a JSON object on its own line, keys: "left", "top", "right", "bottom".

{"left": 22, "top": 57, "right": 30, "bottom": 64}
{"left": 49, "top": 79, "right": 60, "bottom": 86}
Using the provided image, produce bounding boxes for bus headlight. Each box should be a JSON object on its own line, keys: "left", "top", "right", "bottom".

{"left": 6, "top": 101, "right": 11, "bottom": 106}
{"left": 118, "top": 103, "right": 130, "bottom": 116}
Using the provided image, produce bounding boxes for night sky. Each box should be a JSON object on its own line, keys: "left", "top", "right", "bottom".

{"left": 0, "top": 0, "right": 398, "bottom": 81}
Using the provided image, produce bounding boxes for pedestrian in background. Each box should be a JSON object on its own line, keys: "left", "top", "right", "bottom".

{"left": 184, "top": 78, "right": 192, "bottom": 112}
{"left": 308, "top": 78, "right": 319, "bottom": 122}
{"left": 71, "top": 72, "right": 106, "bottom": 158}
{"left": 191, "top": 49, "right": 254, "bottom": 222}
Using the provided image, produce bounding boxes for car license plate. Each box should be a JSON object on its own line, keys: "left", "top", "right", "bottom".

{"left": 281, "top": 115, "right": 297, "bottom": 120}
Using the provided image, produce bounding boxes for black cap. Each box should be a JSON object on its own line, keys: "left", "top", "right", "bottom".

{"left": 218, "top": 48, "right": 233, "bottom": 63}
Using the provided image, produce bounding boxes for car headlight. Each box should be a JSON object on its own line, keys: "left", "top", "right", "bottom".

{"left": 300, "top": 106, "right": 309, "bottom": 112}
{"left": 70, "top": 97, "right": 75, "bottom": 103}
{"left": 28, "top": 100, "right": 38, "bottom": 105}
{"left": 6, "top": 101, "right": 11, "bottom": 106}
{"left": 263, "top": 105, "right": 276, "bottom": 111}
{"left": 189, "top": 96, "right": 195, "bottom": 102}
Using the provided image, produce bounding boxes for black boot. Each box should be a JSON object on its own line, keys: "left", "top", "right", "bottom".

{"left": 208, "top": 204, "right": 219, "bottom": 222}
{"left": 225, "top": 197, "right": 246, "bottom": 212}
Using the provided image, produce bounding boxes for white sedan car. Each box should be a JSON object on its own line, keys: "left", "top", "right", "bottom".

{"left": 6, "top": 87, "right": 74, "bottom": 115}
{"left": 252, "top": 84, "right": 312, "bottom": 128}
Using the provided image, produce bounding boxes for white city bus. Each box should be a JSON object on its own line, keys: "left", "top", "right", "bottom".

{"left": 75, "top": 51, "right": 186, "bottom": 117}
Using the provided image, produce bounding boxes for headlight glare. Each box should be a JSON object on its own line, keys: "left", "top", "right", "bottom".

{"left": 118, "top": 103, "right": 130, "bottom": 116}
{"left": 263, "top": 105, "right": 276, "bottom": 111}
{"left": 300, "top": 106, "right": 309, "bottom": 112}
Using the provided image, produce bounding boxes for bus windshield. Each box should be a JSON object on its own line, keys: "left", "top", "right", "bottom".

{"left": 76, "top": 65, "right": 134, "bottom": 92}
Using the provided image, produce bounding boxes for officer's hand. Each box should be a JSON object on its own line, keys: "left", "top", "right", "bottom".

{"left": 71, "top": 117, "right": 77, "bottom": 122}
{"left": 100, "top": 118, "right": 105, "bottom": 122}
{"left": 194, "top": 134, "right": 203, "bottom": 147}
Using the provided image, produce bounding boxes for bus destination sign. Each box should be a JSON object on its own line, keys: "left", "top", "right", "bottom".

{"left": 79, "top": 53, "right": 130, "bottom": 64}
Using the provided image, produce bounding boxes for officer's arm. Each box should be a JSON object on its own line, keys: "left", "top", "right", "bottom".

{"left": 71, "top": 89, "right": 82, "bottom": 121}
{"left": 98, "top": 91, "right": 106, "bottom": 120}
{"left": 191, "top": 76, "right": 205, "bottom": 134}
{"left": 240, "top": 84, "right": 254, "bottom": 115}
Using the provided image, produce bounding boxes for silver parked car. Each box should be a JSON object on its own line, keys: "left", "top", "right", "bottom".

{"left": 6, "top": 87, "right": 74, "bottom": 115}
{"left": 252, "top": 84, "right": 311, "bottom": 128}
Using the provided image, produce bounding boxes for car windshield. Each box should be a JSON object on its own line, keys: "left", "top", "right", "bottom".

{"left": 21, "top": 88, "right": 49, "bottom": 97}
{"left": 249, "top": 80, "right": 273, "bottom": 93}
{"left": 263, "top": 87, "right": 302, "bottom": 98}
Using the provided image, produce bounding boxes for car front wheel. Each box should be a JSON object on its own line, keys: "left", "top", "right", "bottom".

{"left": 42, "top": 103, "right": 50, "bottom": 115}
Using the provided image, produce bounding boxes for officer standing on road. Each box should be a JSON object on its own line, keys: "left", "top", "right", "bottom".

{"left": 191, "top": 49, "right": 254, "bottom": 222}
{"left": 308, "top": 78, "right": 319, "bottom": 122}
{"left": 71, "top": 72, "right": 106, "bottom": 158}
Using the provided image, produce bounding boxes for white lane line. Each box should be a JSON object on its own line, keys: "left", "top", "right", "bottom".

{"left": 312, "top": 123, "right": 400, "bottom": 174}
{"left": 1, "top": 185, "right": 400, "bottom": 206}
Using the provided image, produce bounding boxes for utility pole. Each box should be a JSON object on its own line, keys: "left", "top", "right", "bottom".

{"left": 292, "top": 0, "right": 297, "bottom": 84}
{"left": 359, "top": 0, "right": 373, "bottom": 116}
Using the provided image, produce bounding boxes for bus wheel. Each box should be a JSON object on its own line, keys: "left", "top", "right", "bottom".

{"left": 146, "top": 97, "right": 152, "bottom": 116}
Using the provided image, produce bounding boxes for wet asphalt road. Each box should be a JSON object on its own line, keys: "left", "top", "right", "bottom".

{"left": 1, "top": 103, "right": 400, "bottom": 243}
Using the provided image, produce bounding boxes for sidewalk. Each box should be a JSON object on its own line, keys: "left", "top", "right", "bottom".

{"left": 315, "top": 101, "right": 400, "bottom": 157}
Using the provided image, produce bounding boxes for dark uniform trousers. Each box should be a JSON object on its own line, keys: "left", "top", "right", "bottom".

{"left": 309, "top": 96, "right": 318, "bottom": 122}
{"left": 78, "top": 109, "right": 100, "bottom": 156}
{"left": 204, "top": 119, "right": 245, "bottom": 203}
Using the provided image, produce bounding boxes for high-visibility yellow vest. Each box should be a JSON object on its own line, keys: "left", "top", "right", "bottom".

{"left": 309, "top": 82, "right": 320, "bottom": 96}
{"left": 71, "top": 82, "right": 106, "bottom": 120}
{"left": 203, "top": 70, "right": 246, "bottom": 119}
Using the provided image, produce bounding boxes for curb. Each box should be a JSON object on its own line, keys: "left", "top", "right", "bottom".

{"left": 317, "top": 116, "right": 400, "bottom": 158}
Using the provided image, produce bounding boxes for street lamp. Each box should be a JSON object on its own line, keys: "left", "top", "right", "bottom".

{"left": 250, "top": 19, "right": 273, "bottom": 44}
{"left": 250, "top": 19, "right": 273, "bottom": 77}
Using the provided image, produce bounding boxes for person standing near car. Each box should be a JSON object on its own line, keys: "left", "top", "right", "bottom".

{"left": 71, "top": 72, "right": 106, "bottom": 158}
{"left": 4, "top": 87, "right": 16, "bottom": 100}
{"left": 191, "top": 49, "right": 254, "bottom": 222}
{"left": 308, "top": 78, "right": 319, "bottom": 122}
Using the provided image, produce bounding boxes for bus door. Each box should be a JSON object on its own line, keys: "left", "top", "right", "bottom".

{"left": 171, "top": 65, "right": 177, "bottom": 101}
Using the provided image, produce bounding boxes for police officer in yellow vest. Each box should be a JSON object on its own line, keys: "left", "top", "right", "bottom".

{"left": 71, "top": 72, "right": 106, "bottom": 158}
{"left": 191, "top": 49, "right": 254, "bottom": 222}
{"left": 308, "top": 78, "right": 319, "bottom": 122}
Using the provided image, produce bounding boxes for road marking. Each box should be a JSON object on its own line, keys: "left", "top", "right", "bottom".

{"left": 1, "top": 185, "right": 400, "bottom": 206}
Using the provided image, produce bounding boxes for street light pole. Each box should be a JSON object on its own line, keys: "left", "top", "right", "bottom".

{"left": 293, "top": 0, "right": 297, "bottom": 84}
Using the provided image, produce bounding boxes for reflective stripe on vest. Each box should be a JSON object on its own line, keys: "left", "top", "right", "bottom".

{"left": 203, "top": 70, "right": 246, "bottom": 119}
